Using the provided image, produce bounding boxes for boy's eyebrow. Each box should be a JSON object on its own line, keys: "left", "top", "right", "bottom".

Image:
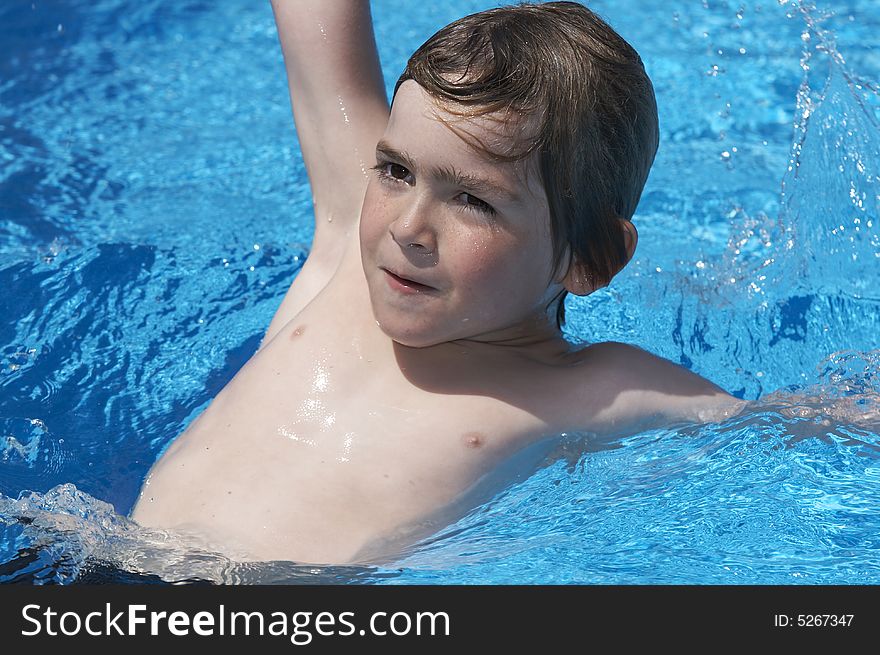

{"left": 375, "top": 139, "right": 522, "bottom": 203}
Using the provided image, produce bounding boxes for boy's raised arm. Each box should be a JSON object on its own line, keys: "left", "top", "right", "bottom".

{"left": 270, "top": 0, "right": 389, "bottom": 236}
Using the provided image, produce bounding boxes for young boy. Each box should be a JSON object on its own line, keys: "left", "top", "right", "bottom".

{"left": 130, "top": 0, "right": 745, "bottom": 565}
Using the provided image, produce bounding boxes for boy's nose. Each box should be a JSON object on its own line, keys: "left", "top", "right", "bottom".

{"left": 389, "top": 205, "right": 437, "bottom": 255}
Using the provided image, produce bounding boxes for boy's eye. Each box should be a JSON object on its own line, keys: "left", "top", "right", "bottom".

{"left": 459, "top": 192, "right": 495, "bottom": 215}
{"left": 371, "top": 160, "right": 413, "bottom": 185}
{"left": 387, "top": 163, "right": 410, "bottom": 181}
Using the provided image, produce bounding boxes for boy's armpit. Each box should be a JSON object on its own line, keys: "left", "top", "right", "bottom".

{"left": 258, "top": 227, "right": 357, "bottom": 351}
{"left": 572, "top": 341, "right": 746, "bottom": 434}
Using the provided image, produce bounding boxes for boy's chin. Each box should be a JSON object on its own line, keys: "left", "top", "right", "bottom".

{"left": 377, "top": 322, "right": 444, "bottom": 349}
{"left": 372, "top": 312, "right": 449, "bottom": 349}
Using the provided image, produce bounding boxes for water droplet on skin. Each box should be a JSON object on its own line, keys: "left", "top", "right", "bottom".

{"left": 278, "top": 425, "right": 318, "bottom": 446}
{"left": 337, "top": 96, "right": 350, "bottom": 124}
{"left": 337, "top": 431, "right": 355, "bottom": 463}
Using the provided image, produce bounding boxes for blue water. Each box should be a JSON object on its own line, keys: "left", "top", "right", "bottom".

{"left": 1, "top": 0, "right": 879, "bottom": 584}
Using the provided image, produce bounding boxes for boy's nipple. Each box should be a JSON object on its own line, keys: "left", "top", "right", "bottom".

{"left": 290, "top": 324, "right": 306, "bottom": 340}
{"left": 461, "top": 431, "right": 486, "bottom": 449}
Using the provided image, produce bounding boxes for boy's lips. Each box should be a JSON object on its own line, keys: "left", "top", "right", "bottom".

{"left": 380, "top": 267, "right": 438, "bottom": 293}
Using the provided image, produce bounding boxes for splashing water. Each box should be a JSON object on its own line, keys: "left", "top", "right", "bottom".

{"left": 0, "top": 484, "right": 397, "bottom": 584}
{"left": 774, "top": 1, "right": 880, "bottom": 297}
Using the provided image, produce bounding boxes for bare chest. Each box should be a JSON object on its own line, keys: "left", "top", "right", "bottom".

{"left": 133, "top": 275, "right": 559, "bottom": 563}
{"left": 192, "top": 311, "right": 550, "bottom": 501}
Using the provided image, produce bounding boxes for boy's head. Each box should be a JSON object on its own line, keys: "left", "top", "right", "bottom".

{"left": 359, "top": 1, "right": 658, "bottom": 346}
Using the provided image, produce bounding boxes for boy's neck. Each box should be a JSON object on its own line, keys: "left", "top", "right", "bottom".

{"left": 390, "top": 312, "right": 576, "bottom": 390}
{"left": 449, "top": 311, "right": 573, "bottom": 361}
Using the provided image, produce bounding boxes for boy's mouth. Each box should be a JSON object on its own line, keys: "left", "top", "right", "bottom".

{"left": 381, "top": 267, "right": 437, "bottom": 293}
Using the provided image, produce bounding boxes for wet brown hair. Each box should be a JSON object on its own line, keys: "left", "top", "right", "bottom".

{"left": 391, "top": 1, "right": 659, "bottom": 327}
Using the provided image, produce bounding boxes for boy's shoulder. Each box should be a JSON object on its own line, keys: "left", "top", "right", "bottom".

{"left": 568, "top": 339, "right": 688, "bottom": 379}
{"left": 558, "top": 340, "right": 743, "bottom": 435}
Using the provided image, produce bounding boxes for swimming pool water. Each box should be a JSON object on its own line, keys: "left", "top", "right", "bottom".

{"left": 1, "top": 0, "right": 879, "bottom": 583}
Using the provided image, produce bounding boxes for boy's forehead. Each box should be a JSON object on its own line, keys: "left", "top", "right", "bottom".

{"left": 387, "top": 81, "right": 542, "bottom": 191}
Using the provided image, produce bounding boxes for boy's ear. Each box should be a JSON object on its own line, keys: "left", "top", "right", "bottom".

{"left": 561, "top": 262, "right": 595, "bottom": 296}
{"left": 561, "top": 218, "right": 638, "bottom": 296}
{"left": 619, "top": 218, "right": 638, "bottom": 264}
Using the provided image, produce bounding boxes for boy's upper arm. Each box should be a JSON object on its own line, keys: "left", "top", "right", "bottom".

{"left": 271, "top": 0, "right": 390, "bottom": 237}
{"left": 574, "top": 342, "right": 746, "bottom": 435}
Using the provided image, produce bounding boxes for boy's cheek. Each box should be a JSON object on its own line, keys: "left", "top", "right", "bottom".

{"left": 358, "top": 210, "right": 383, "bottom": 259}
{"left": 360, "top": 197, "right": 396, "bottom": 250}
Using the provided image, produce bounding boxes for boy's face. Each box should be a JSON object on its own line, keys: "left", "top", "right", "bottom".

{"left": 359, "top": 80, "right": 564, "bottom": 348}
